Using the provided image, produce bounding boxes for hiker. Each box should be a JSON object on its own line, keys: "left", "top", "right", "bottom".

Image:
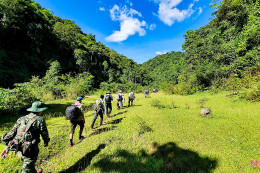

{"left": 1, "top": 101, "right": 50, "bottom": 173}
{"left": 128, "top": 90, "right": 135, "bottom": 107}
{"left": 153, "top": 88, "right": 158, "bottom": 93}
{"left": 69, "top": 97, "right": 85, "bottom": 147}
{"left": 91, "top": 95, "right": 105, "bottom": 129}
{"left": 144, "top": 89, "right": 149, "bottom": 98}
{"left": 104, "top": 91, "right": 113, "bottom": 118}
{"left": 116, "top": 90, "right": 124, "bottom": 110}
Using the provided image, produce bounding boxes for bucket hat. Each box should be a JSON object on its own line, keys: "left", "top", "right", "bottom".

{"left": 77, "top": 97, "right": 83, "bottom": 101}
{"left": 27, "top": 101, "right": 48, "bottom": 112}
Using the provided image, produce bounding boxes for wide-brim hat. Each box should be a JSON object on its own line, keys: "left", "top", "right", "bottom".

{"left": 27, "top": 101, "right": 48, "bottom": 112}
{"left": 77, "top": 97, "right": 83, "bottom": 101}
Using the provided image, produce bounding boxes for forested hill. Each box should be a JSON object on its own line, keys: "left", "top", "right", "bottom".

{"left": 0, "top": 0, "right": 148, "bottom": 88}
{"left": 0, "top": 0, "right": 259, "bottom": 93}
{"left": 142, "top": 0, "right": 259, "bottom": 95}
{"left": 142, "top": 51, "right": 185, "bottom": 87}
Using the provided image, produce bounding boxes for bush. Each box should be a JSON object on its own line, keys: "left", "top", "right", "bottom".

{"left": 99, "top": 82, "right": 144, "bottom": 94}
{"left": 241, "top": 81, "right": 260, "bottom": 101}
{"left": 0, "top": 87, "right": 37, "bottom": 115}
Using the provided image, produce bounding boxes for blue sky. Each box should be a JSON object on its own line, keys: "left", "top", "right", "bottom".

{"left": 34, "top": 0, "right": 214, "bottom": 64}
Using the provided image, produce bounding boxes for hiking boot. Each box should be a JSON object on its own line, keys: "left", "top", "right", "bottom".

{"left": 107, "top": 114, "right": 110, "bottom": 118}
{"left": 117, "top": 108, "right": 120, "bottom": 110}
{"left": 90, "top": 125, "right": 93, "bottom": 129}
{"left": 78, "top": 136, "right": 84, "bottom": 140}
{"left": 37, "top": 168, "right": 43, "bottom": 173}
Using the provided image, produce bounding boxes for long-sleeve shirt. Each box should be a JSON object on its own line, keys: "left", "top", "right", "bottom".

{"left": 4, "top": 113, "right": 50, "bottom": 152}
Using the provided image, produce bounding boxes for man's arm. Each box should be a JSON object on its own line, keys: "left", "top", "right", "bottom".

{"left": 1, "top": 118, "right": 21, "bottom": 158}
{"left": 40, "top": 119, "right": 50, "bottom": 147}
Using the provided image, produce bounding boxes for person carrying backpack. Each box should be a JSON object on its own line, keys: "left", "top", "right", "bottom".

{"left": 1, "top": 101, "right": 50, "bottom": 173}
{"left": 104, "top": 91, "right": 113, "bottom": 118}
{"left": 91, "top": 95, "right": 105, "bottom": 129}
{"left": 128, "top": 90, "right": 135, "bottom": 107}
{"left": 116, "top": 90, "right": 124, "bottom": 110}
{"left": 68, "top": 97, "right": 85, "bottom": 147}
{"left": 144, "top": 89, "right": 149, "bottom": 98}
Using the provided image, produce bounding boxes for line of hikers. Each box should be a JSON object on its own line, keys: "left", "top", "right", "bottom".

{"left": 1, "top": 90, "right": 136, "bottom": 173}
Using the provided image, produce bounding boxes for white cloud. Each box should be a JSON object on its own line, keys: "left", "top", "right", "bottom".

{"left": 99, "top": 7, "right": 105, "bottom": 11}
{"left": 156, "top": 51, "right": 167, "bottom": 56}
{"left": 149, "top": 23, "right": 157, "bottom": 30}
{"left": 158, "top": 0, "right": 195, "bottom": 26}
{"left": 198, "top": 7, "right": 203, "bottom": 15}
{"left": 126, "top": 0, "right": 133, "bottom": 6}
{"left": 105, "top": 5, "right": 147, "bottom": 42}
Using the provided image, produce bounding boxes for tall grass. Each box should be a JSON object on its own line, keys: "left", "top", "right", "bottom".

{"left": 0, "top": 92, "right": 259, "bottom": 172}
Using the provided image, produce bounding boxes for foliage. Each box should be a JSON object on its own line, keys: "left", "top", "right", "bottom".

{"left": 0, "top": 0, "right": 149, "bottom": 89}
{"left": 0, "top": 87, "right": 36, "bottom": 115}
{"left": 142, "top": 0, "right": 259, "bottom": 96}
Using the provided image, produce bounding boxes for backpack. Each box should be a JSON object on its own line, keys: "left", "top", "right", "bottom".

{"left": 65, "top": 105, "right": 81, "bottom": 120}
{"left": 105, "top": 95, "right": 112, "bottom": 102}
{"left": 116, "top": 94, "right": 119, "bottom": 101}
{"left": 117, "top": 94, "right": 123, "bottom": 101}
{"left": 129, "top": 92, "right": 135, "bottom": 100}
{"left": 93, "top": 99, "right": 103, "bottom": 113}
{"left": 1, "top": 117, "right": 37, "bottom": 156}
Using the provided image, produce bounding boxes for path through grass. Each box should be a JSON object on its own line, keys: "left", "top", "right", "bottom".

{"left": 0, "top": 92, "right": 259, "bottom": 172}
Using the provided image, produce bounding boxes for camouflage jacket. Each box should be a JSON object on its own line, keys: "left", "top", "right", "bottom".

{"left": 4, "top": 113, "right": 50, "bottom": 151}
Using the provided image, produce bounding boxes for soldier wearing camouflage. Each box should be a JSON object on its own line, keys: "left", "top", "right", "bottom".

{"left": 1, "top": 101, "right": 50, "bottom": 173}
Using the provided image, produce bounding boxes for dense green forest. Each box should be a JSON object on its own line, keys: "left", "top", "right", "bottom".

{"left": 0, "top": 0, "right": 259, "bottom": 113}
{"left": 143, "top": 0, "right": 259, "bottom": 95}
{"left": 0, "top": 0, "right": 150, "bottom": 89}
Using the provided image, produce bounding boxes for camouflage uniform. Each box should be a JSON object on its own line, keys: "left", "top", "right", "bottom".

{"left": 4, "top": 113, "right": 50, "bottom": 173}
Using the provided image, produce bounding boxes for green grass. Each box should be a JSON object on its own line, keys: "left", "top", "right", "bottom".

{"left": 0, "top": 92, "right": 260, "bottom": 172}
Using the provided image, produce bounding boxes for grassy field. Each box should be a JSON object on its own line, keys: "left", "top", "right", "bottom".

{"left": 0, "top": 91, "right": 260, "bottom": 172}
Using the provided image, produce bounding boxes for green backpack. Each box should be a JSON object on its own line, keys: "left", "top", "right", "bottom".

{"left": 93, "top": 99, "right": 103, "bottom": 113}
{"left": 1, "top": 117, "right": 37, "bottom": 156}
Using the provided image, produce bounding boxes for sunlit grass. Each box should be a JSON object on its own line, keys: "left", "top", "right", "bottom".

{"left": 0, "top": 92, "right": 259, "bottom": 172}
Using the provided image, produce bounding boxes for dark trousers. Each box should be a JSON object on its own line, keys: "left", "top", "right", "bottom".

{"left": 91, "top": 111, "right": 103, "bottom": 127}
{"left": 128, "top": 98, "right": 134, "bottom": 107}
{"left": 105, "top": 103, "right": 112, "bottom": 115}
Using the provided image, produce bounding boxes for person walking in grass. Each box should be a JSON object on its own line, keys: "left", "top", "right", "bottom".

{"left": 104, "top": 91, "right": 113, "bottom": 118}
{"left": 1, "top": 101, "right": 50, "bottom": 173}
{"left": 144, "top": 89, "right": 149, "bottom": 98}
{"left": 128, "top": 90, "right": 135, "bottom": 107}
{"left": 70, "top": 97, "right": 85, "bottom": 147}
{"left": 91, "top": 95, "right": 105, "bottom": 129}
{"left": 116, "top": 90, "right": 124, "bottom": 110}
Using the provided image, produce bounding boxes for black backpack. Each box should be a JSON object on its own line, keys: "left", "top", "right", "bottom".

{"left": 65, "top": 105, "right": 81, "bottom": 120}
{"left": 105, "top": 95, "right": 112, "bottom": 102}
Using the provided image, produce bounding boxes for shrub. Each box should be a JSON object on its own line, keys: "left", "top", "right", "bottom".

{"left": 0, "top": 87, "right": 36, "bottom": 115}
{"left": 241, "top": 81, "right": 260, "bottom": 101}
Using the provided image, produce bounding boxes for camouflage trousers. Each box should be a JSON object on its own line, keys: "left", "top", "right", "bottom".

{"left": 17, "top": 146, "right": 39, "bottom": 173}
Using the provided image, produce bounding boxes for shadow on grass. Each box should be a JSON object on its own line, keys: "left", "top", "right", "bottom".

{"left": 110, "top": 111, "right": 128, "bottom": 118}
{"left": 89, "top": 126, "right": 117, "bottom": 137}
{"left": 93, "top": 142, "right": 218, "bottom": 173}
{"left": 105, "top": 117, "right": 125, "bottom": 125}
{"left": 59, "top": 144, "right": 106, "bottom": 173}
